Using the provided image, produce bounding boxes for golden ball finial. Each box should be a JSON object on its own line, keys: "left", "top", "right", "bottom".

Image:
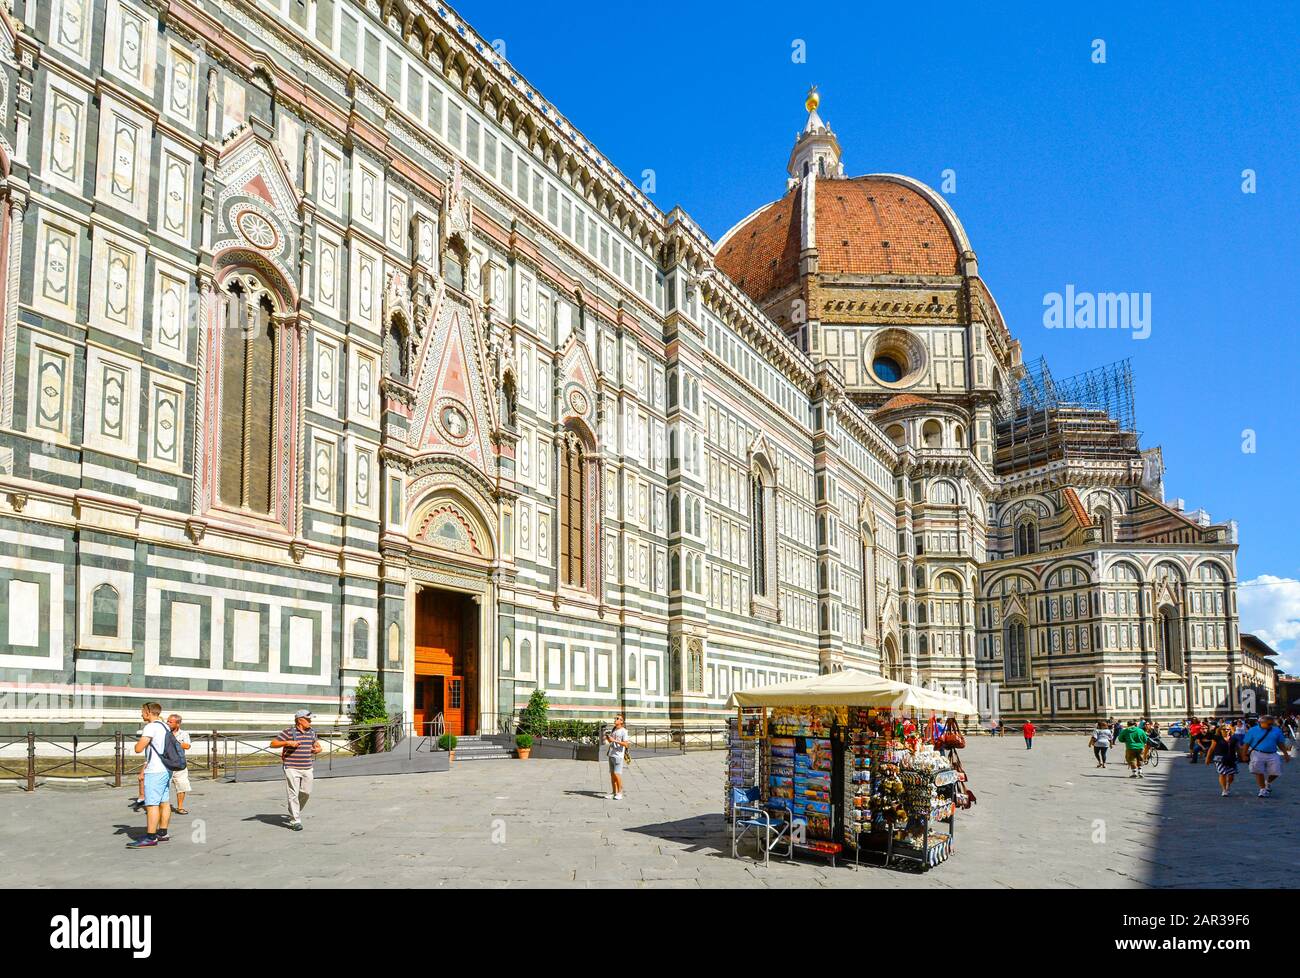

{"left": 805, "top": 85, "right": 820, "bottom": 113}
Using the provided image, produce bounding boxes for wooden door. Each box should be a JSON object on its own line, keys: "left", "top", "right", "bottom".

{"left": 413, "top": 676, "right": 429, "bottom": 737}
{"left": 413, "top": 677, "right": 445, "bottom": 738}
{"left": 444, "top": 675, "right": 465, "bottom": 736}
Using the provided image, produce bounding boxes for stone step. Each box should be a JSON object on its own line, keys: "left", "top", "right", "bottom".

{"left": 453, "top": 750, "right": 515, "bottom": 761}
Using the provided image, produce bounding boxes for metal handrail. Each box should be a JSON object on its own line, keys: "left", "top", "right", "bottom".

{"left": 0, "top": 718, "right": 413, "bottom": 790}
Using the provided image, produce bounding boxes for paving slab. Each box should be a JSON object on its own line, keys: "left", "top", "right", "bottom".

{"left": 0, "top": 736, "right": 1291, "bottom": 887}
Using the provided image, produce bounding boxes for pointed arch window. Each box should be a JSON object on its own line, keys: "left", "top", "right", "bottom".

{"left": 219, "top": 281, "right": 276, "bottom": 514}
{"left": 1094, "top": 507, "right": 1114, "bottom": 543}
{"left": 1015, "top": 518, "right": 1038, "bottom": 557}
{"left": 749, "top": 460, "right": 775, "bottom": 601}
{"left": 559, "top": 433, "right": 586, "bottom": 587}
{"left": 860, "top": 523, "right": 876, "bottom": 641}
{"left": 1005, "top": 618, "right": 1029, "bottom": 681}
{"left": 1158, "top": 609, "right": 1184, "bottom": 675}
{"left": 91, "top": 584, "right": 120, "bottom": 638}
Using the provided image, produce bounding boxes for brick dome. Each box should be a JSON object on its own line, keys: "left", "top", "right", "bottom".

{"left": 715, "top": 176, "right": 964, "bottom": 306}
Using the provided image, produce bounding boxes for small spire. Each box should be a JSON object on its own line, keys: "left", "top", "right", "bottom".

{"left": 787, "top": 86, "right": 843, "bottom": 183}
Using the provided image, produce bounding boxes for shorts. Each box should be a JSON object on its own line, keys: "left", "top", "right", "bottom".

{"left": 1249, "top": 752, "right": 1282, "bottom": 777}
{"left": 171, "top": 767, "right": 191, "bottom": 794}
{"left": 608, "top": 753, "right": 624, "bottom": 775}
{"left": 1213, "top": 758, "right": 1238, "bottom": 776}
{"left": 142, "top": 770, "right": 173, "bottom": 807}
{"left": 1125, "top": 748, "right": 1144, "bottom": 764}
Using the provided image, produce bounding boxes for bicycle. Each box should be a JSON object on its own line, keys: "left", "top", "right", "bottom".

{"left": 1143, "top": 745, "right": 1160, "bottom": 769}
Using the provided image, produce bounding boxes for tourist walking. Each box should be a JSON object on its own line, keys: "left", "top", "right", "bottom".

{"left": 1241, "top": 715, "right": 1291, "bottom": 798}
{"left": 167, "top": 714, "right": 192, "bottom": 814}
{"left": 270, "top": 709, "right": 321, "bottom": 830}
{"left": 603, "top": 714, "right": 630, "bottom": 800}
{"left": 1187, "top": 717, "right": 1204, "bottom": 763}
{"left": 1206, "top": 722, "right": 1243, "bottom": 796}
{"left": 1089, "top": 721, "right": 1113, "bottom": 768}
{"left": 126, "top": 703, "right": 176, "bottom": 849}
{"left": 1117, "top": 720, "right": 1148, "bottom": 778}
{"left": 1022, "top": 719, "right": 1035, "bottom": 750}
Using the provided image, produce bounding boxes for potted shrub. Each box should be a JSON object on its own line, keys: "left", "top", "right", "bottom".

{"left": 437, "top": 733, "right": 458, "bottom": 761}
{"left": 515, "top": 733, "right": 534, "bottom": 759}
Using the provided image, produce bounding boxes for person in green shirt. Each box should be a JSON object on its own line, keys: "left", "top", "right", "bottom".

{"left": 1116, "top": 721, "right": 1149, "bottom": 778}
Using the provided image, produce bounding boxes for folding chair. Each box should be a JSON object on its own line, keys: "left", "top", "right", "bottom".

{"left": 730, "top": 787, "right": 790, "bottom": 866}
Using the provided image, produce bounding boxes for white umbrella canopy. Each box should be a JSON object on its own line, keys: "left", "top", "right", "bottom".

{"left": 725, "top": 669, "right": 977, "bottom": 717}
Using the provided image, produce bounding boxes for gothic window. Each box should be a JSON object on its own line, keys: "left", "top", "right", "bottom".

{"left": 91, "top": 584, "right": 120, "bottom": 638}
{"left": 219, "top": 281, "right": 276, "bottom": 514}
{"left": 1015, "top": 517, "right": 1038, "bottom": 557}
{"left": 1158, "top": 609, "right": 1184, "bottom": 674}
{"left": 750, "top": 462, "right": 775, "bottom": 600}
{"left": 687, "top": 639, "right": 704, "bottom": 693}
{"left": 1005, "top": 618, "right": 1029, "bottom": 681}
{"left": 1093, "top": 507, "right": 1114, "bottom": 543}
{"left": 860, "top": 524, "right": 875, "bottom": 638}
{"left": 559, "top": 433, "right": 586, "bottom": 587}
{"left": 352, "top": 618, "right": 369, "bottom": 661}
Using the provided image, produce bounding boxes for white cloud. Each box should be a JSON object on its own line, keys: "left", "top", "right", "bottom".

{"left": 1238, "top": 575, "right": 1300, "bottom": 672}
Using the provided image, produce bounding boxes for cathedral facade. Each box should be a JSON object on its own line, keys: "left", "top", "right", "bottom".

{"left": 0, "top": 0, "right": 1243, "bottom": 732}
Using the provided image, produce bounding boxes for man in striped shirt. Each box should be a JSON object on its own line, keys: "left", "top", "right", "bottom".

{"left": 270, "top": 710, "right": 321, "bottom": 831}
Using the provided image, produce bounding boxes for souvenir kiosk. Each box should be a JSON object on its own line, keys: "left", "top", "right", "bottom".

{"left": 725, "top": 671, "right": 978, "bottom": 871}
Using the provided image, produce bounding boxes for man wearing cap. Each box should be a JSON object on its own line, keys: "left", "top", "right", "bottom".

{"left": 1241, "top": 714, "right": 1291, "bottom": 798}
{"left": 270, "top": 710, "right": 321, "bottom": 830}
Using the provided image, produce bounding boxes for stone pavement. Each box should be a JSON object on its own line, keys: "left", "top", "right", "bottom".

{"left": 1, "top": 735, "right": 1294, "bottom": 888}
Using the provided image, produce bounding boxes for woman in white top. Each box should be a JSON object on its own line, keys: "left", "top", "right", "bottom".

{"left": 1089, "top": 721, "right": 1114, "bottom": 769}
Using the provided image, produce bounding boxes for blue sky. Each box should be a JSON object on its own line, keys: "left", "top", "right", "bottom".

{"left": 458, "top": 1, "right": 1300, "bottom": 661}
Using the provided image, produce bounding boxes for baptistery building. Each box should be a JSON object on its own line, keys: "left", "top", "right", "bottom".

{"left": 0, "top": 0, "right": 1244, "bottom": 732}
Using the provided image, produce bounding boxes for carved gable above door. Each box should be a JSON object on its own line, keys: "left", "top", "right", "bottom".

{"left": 408, "top": 289, "right": 497, "bottom": 479}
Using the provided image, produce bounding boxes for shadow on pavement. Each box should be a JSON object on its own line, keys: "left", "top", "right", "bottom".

{"left": 627, "top": 814, "right": 729, "bottom": 854}
{"left": 241, "top": 813, "right": 293, "bottom": 829}
{"left": 1144, "top": 743, "right": 1297, "bottom": 887}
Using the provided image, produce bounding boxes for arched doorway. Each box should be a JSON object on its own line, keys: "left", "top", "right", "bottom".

{"left": 413, "top": 588, "right": 479, "bottom": 737}
{"left": 882, "top": 635, "right": 902, "bottom": 681}
{"left": 406, "top": 484, "right": 498, "bottom": 739}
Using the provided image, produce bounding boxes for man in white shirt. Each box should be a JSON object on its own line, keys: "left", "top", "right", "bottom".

{"left": 603, "top": 715, "right": 630, "bottom": 801}
{"left": 167, "top": 713, "right": 192, "bottom": 814}
{"left": 127, "top": 702, "right": 174, "bottom": 849}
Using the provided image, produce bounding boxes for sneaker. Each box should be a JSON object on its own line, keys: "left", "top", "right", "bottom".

{"left": 125, "top": 836, "right": 157, "bottom": 849}
{"left": 613, "top": 793, "right": 624, "bottom": 800}
{"left": 289, "top": 821, "right": 304, "bottom": 831}
{"left": 1258, "top": 788, "right": 1268, "bottom": 798}
{"left": 1137, "top": 771, "right": 1144, "bottom": 778}
{"left": 1221, "top": 790, "right": 1229, "bottom": 797}
{"left": 156, "top": 833, "right": 170, "bottom": 842}
{"left": 1130, "top": 771, "right": 1138, "bottom": 778}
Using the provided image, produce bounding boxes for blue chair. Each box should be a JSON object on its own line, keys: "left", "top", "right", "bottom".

{"left": 730, "top": 787, "right": 790, "bottom": 866}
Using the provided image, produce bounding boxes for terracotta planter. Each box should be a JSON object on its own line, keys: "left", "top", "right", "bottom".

{"left": 517, "top": 748, "right": 532, "bottom": 759}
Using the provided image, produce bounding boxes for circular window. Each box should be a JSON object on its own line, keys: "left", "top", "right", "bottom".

{"left": 872, "top": 356, "right": 904, "bottom": 383}
{"left": 866, "top": 328, "right": 927, "bottom": 388}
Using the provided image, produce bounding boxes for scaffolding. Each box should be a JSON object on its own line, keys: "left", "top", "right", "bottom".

{"left": 993, "top": 357, "right": 1139, "bottom": 473}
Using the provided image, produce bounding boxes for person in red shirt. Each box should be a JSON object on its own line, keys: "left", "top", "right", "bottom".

{"left": 1022, "top": 720, "right": 1036, "bottom": 750}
